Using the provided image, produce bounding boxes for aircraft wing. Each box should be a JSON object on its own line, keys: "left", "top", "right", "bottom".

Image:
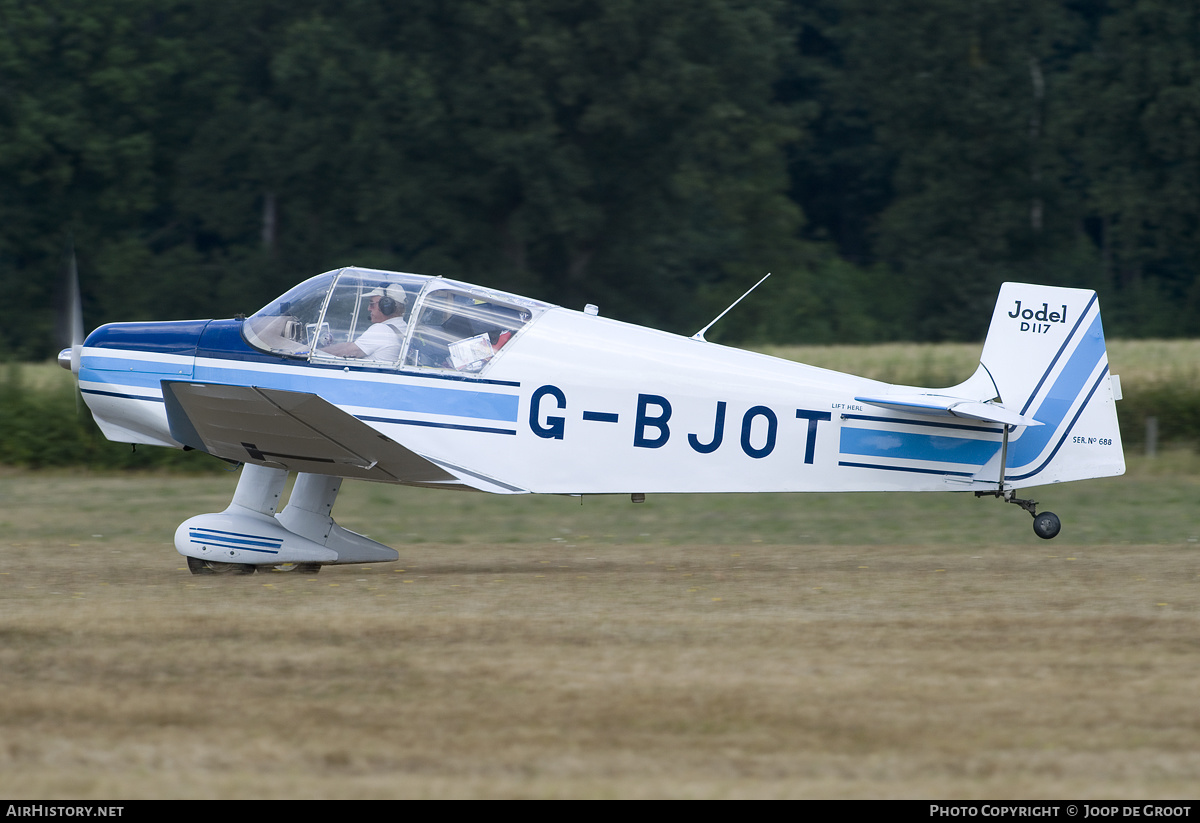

{"left": 854, "top": 393, "right": 1043, "bottom": 428}
{"left": 161, "top": 381, "right": 525, "bottom": 491}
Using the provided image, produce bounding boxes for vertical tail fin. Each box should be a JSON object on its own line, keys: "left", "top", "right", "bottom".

{"left": 973, "top": 282, "right": 1124, "bottom": 487}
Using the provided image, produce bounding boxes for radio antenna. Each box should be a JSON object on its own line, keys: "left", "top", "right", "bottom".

{"left": 691, "top": 273, "right": 771, "bottom": 342}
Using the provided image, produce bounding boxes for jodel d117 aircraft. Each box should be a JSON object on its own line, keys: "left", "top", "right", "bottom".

{"left": 60, "top": 267, "right": 1125, "bottom": 574}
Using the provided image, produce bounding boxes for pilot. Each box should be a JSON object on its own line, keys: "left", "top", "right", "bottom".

{"left": 321, "top": 284, "right": 408, "bottom": 361}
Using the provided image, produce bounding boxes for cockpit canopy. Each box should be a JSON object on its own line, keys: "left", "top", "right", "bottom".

{"left": 243, "top": 267, "right": 552, "bottom": 373}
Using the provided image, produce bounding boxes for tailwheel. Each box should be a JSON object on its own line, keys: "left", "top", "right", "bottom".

{"left": 187, "top": 556, "right": 257, "bottom": 575}
{"left": 975, "top": 488, "right": 1063, "bottom": 540}
{"left": 266, "top": 562, "right": 321, "bottom": 574}
{"left": 976, "top": 425, "right": 1063, "bottom": 540}
{"left": 1032, "top": 511, "right": 1061, "bottom": 540}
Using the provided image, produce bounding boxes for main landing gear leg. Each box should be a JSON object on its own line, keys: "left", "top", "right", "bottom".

{"left": 186, "top": 463, "right": 288, "bottom": 574}
{"left": 269, "top": 473, "right": 343, "bottom": 574}
{"left": 175, "top": 464, "right": 398, "bottom": 574}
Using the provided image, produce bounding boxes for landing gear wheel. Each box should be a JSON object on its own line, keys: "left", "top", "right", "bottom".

{"left": 267, "top": 562, "right": 321, "bottom": 574}
{"left": 1032, "top": 511, "right": 1061, "bottom": 540}
{"left": 187, "top": 556, "right": 257, "bottom": 575}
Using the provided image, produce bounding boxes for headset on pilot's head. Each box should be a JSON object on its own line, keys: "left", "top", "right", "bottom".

{"left": 366, "top": 283, "right": 407, "bottom": 316}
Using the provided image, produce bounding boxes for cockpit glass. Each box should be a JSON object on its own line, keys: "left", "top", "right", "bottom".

{"left": 243, "top": 267, "right": 552, "bottom": 373}
{"left": 242, "top": 272, "right": 336, "bottom": 356}
{"left": 310, "top": 271, "right": 425, "bottom": 366}
{"left": 406, "top": 289, "right": 536, "bottom": 372}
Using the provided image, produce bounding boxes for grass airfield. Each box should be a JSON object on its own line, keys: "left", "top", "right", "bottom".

{"left": 1, "top": 456, "right": 1198, "bottom": 799}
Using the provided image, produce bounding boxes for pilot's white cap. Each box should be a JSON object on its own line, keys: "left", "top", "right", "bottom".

{"left": 365, "top": 284, "right": 407, "bottom": 305}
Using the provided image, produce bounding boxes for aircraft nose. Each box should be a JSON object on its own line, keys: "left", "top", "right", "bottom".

{"left": 57, "top": 348, "right": 73, "bottom": 370}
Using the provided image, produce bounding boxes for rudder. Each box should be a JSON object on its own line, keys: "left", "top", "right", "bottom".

{"left": 973, "top": 283, "right": 1124, "bottom": 488}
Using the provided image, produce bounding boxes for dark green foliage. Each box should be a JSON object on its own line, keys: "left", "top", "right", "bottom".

{"left": 0, "top": 366, "right": 223, "bottom": 470}
{"left": 1116, "top": 385, "right": 1200, "bottom": 451}
{"left": 2, "top": 0, "right": 1199, "bottom": 350}
{"left": 1063, "top": 0, "right": 1200, "bottom": 336}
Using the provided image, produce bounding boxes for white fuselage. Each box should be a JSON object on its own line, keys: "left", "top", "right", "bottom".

{"left": 80, "top": 306, "right": 1041, "bottom": 496}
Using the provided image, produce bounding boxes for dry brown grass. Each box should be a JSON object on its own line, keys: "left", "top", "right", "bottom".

{"left": 1, "top": 470, "right": 1199, "bottom": 798}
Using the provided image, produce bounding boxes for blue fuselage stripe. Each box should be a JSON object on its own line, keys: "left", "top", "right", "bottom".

{"left": 838, "top": 461, "right": 976, "bottom": 477}
{"left": 835, "top": 311, "right": 1107, "bottom": 477}
{"left": 81, "top": 388, "right": 165, "bottom": 403}
{"left": 82, "top": 351, "right": 520, "bottom": 424}
{"left": 191, "top": 363, "right": 519, "bottom": 422}
{"left": 356, "top": 415, "right": 517, "bottom": 435}
{"left": 840, "top": 413, "right": 1000, "bottom": 434}
{"left": 839, "top": 428, "right": 1001, "bottom": 466}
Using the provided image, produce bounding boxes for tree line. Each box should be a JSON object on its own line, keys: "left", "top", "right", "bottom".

{"left": 2, "top": 0, "right": 1197, "bottom": 359}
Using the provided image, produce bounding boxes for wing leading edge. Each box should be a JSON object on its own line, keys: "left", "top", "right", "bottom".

{"left": 161, "top": 381, "right": 528, "bottom": 492}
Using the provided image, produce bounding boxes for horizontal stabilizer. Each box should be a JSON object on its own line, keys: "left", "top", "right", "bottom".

{"left": 854, "top": 394, "right": 1043, "bottom": 428}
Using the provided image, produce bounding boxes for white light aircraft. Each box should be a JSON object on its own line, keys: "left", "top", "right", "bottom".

{"left": 59, "top": 268, "right": 1124, "bottom": 574}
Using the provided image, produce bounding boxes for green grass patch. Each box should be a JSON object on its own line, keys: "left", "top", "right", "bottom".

{"left": 3, "top": 453, "right": 1193, "bottom": 549}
